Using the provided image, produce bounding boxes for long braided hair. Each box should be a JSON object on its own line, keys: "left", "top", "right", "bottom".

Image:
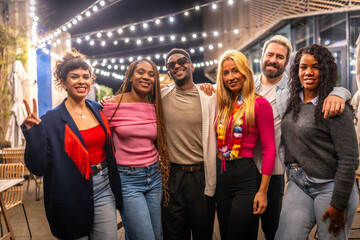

{"left": 110, "top": 59, "right": 171, "bottom": 206}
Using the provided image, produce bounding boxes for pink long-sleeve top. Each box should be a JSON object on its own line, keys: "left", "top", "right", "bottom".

{"left": 102, "top": 102, "right": 159, "bottom": 167}
{"left": 217, "top": 97, "right": 276, "bottom": 175}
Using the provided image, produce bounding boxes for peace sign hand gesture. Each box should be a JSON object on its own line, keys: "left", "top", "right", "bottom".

{"left": 23, "top": 99, "right": 42, "bottom": 130}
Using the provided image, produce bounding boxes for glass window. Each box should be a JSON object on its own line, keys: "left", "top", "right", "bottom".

{"left": 292, "top": 17, "right": 314, "bottom": 51}
{"left": 349, "top": 11, "right": 360, "bottom": 94}
{"left": 319, "top": 13, "right": 346, "bottom": 47}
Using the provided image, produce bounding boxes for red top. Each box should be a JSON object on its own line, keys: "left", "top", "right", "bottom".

{"left": 80, "top": 124, "right": 106, "bottom": 165}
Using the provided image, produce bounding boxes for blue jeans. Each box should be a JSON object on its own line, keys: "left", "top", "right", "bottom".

{"left": 275, "top": 167, "right": 358, "bottom": 240}
{"left": 67, "top": 167, "right": 118, "bottom": 240}
{"left": 118, "top": 162, "right": 163, "bottom": 240}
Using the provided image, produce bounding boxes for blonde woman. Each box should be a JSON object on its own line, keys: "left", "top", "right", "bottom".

{"left": 215, "top": 50, "right": 276, "bottom": 239}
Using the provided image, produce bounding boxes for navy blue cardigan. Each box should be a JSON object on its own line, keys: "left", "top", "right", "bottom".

{"left": 21, "top": 99, "right": 122, "bottom": 239}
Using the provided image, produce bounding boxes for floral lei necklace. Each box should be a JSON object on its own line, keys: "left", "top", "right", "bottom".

{"left": 216, "top": 96, "right": 244, "bottom": 162}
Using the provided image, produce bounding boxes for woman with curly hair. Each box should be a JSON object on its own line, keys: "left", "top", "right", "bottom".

{"left": 275, "top": 44, "right": 359, "bottom": 240}
{"left": 102, "top": 59, "right": 170, "bottom": 240}
{"left": 22, "top": 49, "right": 122, "bottom": 239}
{"left": 215, "top": 49, "right": 276, "bottom": 239}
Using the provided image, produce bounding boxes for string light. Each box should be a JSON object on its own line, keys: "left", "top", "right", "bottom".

{"left": 88, "top": 41, "right": 225, "bottom": 65}
{"left": 69, "top": 0, "right": 231, "bottom": 41}
{"left": 42, "top": 0, "right": 239, "bottom": 50}
{"left": 30, "top": 0, "right": 38, "bottom": 45}
{"left": 72, "top": 28, "right": 251, "bottom": 48}
{"left": 38, "top": 0, "right": 123, "bottom": 42}
{"left": 92, "top": 57, "right": 219, "bottom": 81}
{"left": 37, "top": 0, "right": 238, "bottom": 81}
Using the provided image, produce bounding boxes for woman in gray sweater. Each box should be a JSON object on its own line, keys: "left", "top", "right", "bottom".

{"left": 275, "top": 44, "right": 359, "bottom": 240}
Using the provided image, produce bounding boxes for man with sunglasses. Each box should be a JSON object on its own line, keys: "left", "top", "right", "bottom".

{"left": 161, "top": 48, "right": 217, "bottom": 240}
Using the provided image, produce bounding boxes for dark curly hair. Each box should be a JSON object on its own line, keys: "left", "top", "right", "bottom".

{"left": 53, "top": 48, "right": 95, "bottom": 89}
{"left": 286, "top": 44, "right": 339, "bottom": 124}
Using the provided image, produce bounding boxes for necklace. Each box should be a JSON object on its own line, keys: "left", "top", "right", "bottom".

{"left": 72, "top": 111, "right": 85, "bottom": 119}
{"left": 66, "top": 102, "right": 86, "bottom": 119}
{"left": 216, "top": 96, "right": 244, "bottom": 160}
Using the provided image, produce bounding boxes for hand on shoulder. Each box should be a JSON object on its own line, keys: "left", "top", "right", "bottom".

{"left": 101, "top": 94, "right": 124, "bottom": 106}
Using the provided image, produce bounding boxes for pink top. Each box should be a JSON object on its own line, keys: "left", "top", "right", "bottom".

{"left": 217, "top": 97, "right": 276, "bottom": 175}
{"left": 102, "top": 102, "right": 159, "bottom": 167}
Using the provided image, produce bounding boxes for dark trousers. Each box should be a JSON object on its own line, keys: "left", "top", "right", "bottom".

{"left": 216, "top": 157, "right": 261, "bottom": 240}
{"left": 162, "top": 165, "right": 215, "bottom": 240}
{"left": 260, "top": 174, "right": 284, "bottom": 240}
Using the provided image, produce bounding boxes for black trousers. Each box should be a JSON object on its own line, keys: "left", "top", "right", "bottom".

{"left": 216, "top": 157, "right": 261, "bottom": 240}
{"left": 162, "top": 165, "right": 215, "bottom": 240}
{"left": 260, "top": 174, "right": 284, "bottom": 240}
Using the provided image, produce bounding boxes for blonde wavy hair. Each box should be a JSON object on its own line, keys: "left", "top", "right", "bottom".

{"left": 215, "top": 49, "right": 257, "bottom": 134}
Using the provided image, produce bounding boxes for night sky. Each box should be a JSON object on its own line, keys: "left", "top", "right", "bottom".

{"left": 37, "top": 0, "right": 211, "bottom": 91}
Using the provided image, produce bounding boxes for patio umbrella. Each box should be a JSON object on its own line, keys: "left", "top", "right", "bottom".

{"left": 5, "top": 60, "right": 28, "bottom": 147}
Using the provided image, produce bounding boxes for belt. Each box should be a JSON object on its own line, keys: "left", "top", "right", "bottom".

{"left": 172, "top": 163, "right": 204, "bottom": 173}
{"left": 287, "top": 163, "right": 301, "bottom": 169}
{"left": 91, "top": 160, "right": 107, "bottom": 176}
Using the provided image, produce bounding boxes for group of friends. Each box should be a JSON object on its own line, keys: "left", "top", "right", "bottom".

{"left": 21, "top": 35, "right": 359, "bottom": 240}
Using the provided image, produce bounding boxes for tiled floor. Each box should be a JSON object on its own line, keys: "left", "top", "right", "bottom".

{"left": 5, "top": 179, "right": 360, "bottom": 239}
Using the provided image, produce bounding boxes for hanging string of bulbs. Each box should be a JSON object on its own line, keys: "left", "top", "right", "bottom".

{"left": 37, "top": 0, "right": 236, "bottom": 47}
{"left": 33, "top": 0, "right": 246, "bottom": 82}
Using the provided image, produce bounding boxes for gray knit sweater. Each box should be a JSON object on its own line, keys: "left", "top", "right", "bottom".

{"left": 281, "top": 103, "right": 359, "bottom": 211}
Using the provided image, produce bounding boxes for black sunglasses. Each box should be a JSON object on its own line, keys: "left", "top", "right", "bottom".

{"left": 166, "top": 57, "right": 189, "bottom": 70}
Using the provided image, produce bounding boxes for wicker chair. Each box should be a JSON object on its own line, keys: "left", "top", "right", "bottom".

{"left": 0, "top": 163, "right": 31, "bottom": 238}
{"left": 2, "top": 147, "right": 42, "bottom": 200}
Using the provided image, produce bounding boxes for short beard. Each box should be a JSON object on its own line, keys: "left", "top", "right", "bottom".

{"left": 261, "top": 62, "right": 285, "bottom": 79}
{"left": 172, "top": 74, "right": 189, "bottom": 87}
{"left": 174, "top": 78, "right": 186, "bottom": 87}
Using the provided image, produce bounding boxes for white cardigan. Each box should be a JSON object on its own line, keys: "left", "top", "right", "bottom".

{"left": 161, "top": 84, "right": 217, "bottom": 197}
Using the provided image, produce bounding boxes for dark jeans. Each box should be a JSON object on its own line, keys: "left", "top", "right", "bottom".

{"left": 162, "top": 165, "right": 215, "bottom": 240}
{"left": 260, "top": 174, "right": 284, "bottom": 240}
{"left": 216, "top": 157, "right": 261, "bottom": 240}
